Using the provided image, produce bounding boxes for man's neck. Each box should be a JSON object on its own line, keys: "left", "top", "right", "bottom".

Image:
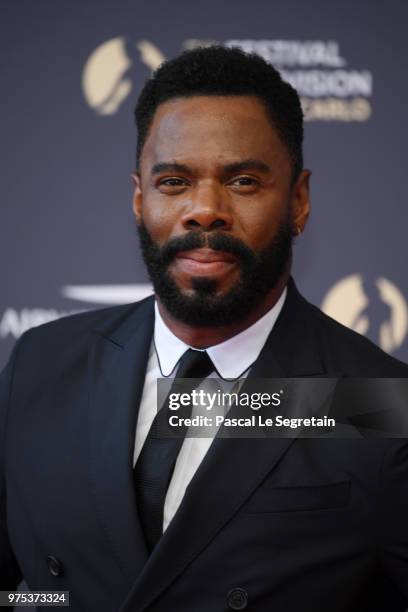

{"left": 156, "top": 273, "right": 289, "bottom": 349}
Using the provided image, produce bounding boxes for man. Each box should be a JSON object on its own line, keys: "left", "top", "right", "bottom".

{"left": 1, "top": 46, "right": 408, "bottom": 611}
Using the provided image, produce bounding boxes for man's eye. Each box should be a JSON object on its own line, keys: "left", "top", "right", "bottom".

{"left": 159, "top": 178, "right": 187, "bottom": 187}
{"left": 230, "top": 176, "right": 259, "bottom": 188}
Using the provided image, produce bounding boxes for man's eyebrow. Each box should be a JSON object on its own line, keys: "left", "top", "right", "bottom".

{"left": 150, "top": 159, "right": 272, "bottom": 176}
{"left": 151, "top": 162, "right": 191, "bottom": 175}
{"left": 223, "top": 159, "right": 272, "bottom": 174}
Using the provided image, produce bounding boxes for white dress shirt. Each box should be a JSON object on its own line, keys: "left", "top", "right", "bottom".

{"left": 133, "top": 287, "right": 287, "bottom": 531}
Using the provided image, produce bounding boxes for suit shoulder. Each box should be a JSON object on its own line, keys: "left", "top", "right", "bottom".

{"left": 26, "top": 302, "right": 132, "bottom": 336}
{"left": 305, "top": 299, "right": 408, "bottom": 376}
{"left": 16, "top": 297, "right": 153, "bottom": 354}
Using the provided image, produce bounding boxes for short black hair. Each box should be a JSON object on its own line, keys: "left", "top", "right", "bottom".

{"left": 134, "top": 45, "right": 304, "bottom": 180}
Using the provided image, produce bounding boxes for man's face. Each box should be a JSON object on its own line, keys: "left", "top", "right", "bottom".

{"left": 133, "top": 95, "right": 310, "bottom": 326}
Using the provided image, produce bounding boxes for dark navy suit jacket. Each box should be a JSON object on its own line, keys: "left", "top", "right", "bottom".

{"left": 1, "top": 278, "right": 408, "bottom": 611}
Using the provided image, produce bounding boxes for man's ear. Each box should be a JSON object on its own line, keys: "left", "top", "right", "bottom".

{"left": 291, "top": 169, "right": 311, "bottom": 236}
{"left": 131, "top": 171, "right": 143, "bottom": 224}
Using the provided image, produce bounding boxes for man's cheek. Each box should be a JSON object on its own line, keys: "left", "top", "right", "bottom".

{"left": 141, "top": 205, "right": 176, "bottom": 238}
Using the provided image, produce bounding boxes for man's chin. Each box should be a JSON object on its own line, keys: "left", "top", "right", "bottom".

{"left": 158, "top": 295, "right": 238, "bottom": 327}
{"left": 154, "top": 274, "right": 252, "bottom": 327}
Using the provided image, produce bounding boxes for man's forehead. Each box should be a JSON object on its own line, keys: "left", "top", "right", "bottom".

{"left": 147, "top": 94, "right": 272, "bottom": 133}
{"left": 141, "top": 95, "right": 285, "bottom": 168}
{"left": 159, "top": 93, "right": 265, "bottom": 110}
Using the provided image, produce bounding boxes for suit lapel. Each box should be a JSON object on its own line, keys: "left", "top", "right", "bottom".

{"left": 88, "top": 297, "right": 155, "bottom": 585}
{"left": 120, "top": 279, "right": 330, "bottom": 612}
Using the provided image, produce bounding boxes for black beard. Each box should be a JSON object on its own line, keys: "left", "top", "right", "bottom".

{"left": 136, "top": 222, "right": 292, "bottom": 327}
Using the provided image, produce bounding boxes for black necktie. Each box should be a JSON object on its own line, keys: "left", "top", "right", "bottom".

{"left": 134, "top": 348, "right": 214, "bottom": 552}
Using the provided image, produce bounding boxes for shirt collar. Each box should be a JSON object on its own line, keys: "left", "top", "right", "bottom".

{"left": 154, "top": 287, "right": 287, "bottom": 379}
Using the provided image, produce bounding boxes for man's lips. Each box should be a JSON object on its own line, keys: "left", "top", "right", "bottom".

{"left": 173, "top": 248, "right": 238, "bottom": 275}
{"left": 177, "top": 248, "right": 237, "bottom": 263}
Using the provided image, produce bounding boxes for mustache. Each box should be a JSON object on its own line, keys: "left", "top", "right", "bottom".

{"left": 158, "top": 231, "right": 256, "bottom": 266}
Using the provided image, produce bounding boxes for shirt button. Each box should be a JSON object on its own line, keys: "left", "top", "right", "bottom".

{"left": 46, "top": 556, "right": 63, "bottom": 577}
{"left": 227, "top": 587, "right": 248, "bottom": 610}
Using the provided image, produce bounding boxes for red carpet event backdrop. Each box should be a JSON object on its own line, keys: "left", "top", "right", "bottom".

{"left": 1, "top": 0, "right": 407, "bottom": 368}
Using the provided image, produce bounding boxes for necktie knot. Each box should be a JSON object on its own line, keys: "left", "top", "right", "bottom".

{"left": 175, "top": 348, "right": 214, "bottom": 379}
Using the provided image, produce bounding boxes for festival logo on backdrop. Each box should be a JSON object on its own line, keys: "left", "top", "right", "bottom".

{"left": 82, "top": 36, "right": 373, "bottom": 122}
{"left": 321, "top": 275, "right": 408, "bottom": 354}
{"left": 82, "top": 38, "right": 165, "bottom": 115}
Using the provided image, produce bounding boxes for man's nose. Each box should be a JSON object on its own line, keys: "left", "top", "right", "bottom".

{"left": 180, "top": 184, "right": 233, "bottom": 231}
